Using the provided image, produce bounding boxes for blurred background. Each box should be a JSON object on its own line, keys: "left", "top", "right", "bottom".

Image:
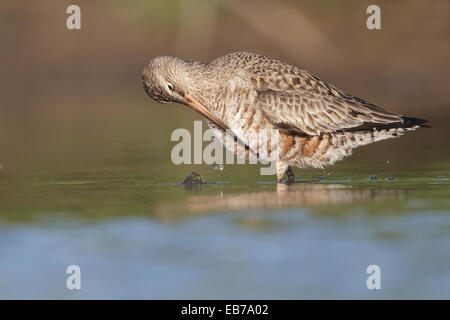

{"left": 1, "top": 0, "right": 449, "bottom": 178}
{"left": 0, "top": 0, "right": 449, "bottom": 299}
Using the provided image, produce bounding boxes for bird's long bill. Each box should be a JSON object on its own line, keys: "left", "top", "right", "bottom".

{"left": 183, "top": 94, "right": 229, "bottom": 130}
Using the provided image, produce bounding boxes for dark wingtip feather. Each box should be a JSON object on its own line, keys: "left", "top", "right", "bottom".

{"left": 401, "top": 116, "right": 430, "bottom": 128}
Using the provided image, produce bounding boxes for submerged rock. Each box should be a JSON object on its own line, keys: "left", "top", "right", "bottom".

{"left": 182, "top": 172, "right": 205, "bottom": 185}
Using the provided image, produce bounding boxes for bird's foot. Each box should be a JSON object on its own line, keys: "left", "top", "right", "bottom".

{"left": 276, "top": 166, "right": 296, "bottom": 184}
{"left": 286, "top": 166, "right": 296, "bottom": 184}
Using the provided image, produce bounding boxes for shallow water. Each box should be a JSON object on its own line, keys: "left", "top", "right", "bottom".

{"left": 0, "top": 97, "right": 449, "bottom": 299}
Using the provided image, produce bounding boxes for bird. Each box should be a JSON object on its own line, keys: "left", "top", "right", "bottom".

{"left": 142, "top": 52, "right": 428, "bottom": 183}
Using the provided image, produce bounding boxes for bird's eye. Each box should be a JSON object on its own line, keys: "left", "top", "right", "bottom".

{"left": 167, "top": 83, "right": 174, "bottom": 91}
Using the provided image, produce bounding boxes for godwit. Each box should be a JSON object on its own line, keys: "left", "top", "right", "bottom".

{"left": 142, "top": 52, "right": 428, "bottom": 183}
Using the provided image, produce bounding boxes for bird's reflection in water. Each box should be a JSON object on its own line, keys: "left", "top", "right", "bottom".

{"left": 156, "top": 183, "right": 404, "bottom": 219}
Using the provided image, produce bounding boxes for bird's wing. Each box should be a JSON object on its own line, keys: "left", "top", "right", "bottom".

{"left": 219, "top": 53, "right": 403, "bottom": 135}
{"left": 255, "top": 89, "right": 403, "bottom": 136}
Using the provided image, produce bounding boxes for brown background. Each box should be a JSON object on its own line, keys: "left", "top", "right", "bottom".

{"left": 0, "top": 0, "right": 448, "bottom": 177}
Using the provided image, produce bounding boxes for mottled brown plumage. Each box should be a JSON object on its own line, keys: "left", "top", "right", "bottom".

{"left": 142, "top": 52, "right": 428, "bottom": 182}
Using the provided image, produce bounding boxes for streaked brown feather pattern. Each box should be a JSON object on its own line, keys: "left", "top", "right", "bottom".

{"left": 142, "top": 52, "right": 428, "bottom": 182}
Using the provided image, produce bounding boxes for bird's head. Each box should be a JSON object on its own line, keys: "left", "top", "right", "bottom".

{"left": 142, "top": 56, "right": 188, "bottom": 104}
{"left": 142, "top": 55, "right": 229, "bottom": 130}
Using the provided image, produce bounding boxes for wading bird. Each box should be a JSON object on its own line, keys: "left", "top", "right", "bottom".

{"left": 142, "top": 52, "right": 428, "bottom": 183}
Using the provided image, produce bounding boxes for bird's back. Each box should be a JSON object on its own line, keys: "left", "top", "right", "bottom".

{"left": 210, "top": 52, "right": 427, "bottom": 137}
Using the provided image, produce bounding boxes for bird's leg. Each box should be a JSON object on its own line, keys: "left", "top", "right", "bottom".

{"left": 286, "top": 166, "right": 296, "bottom": 183}
{"left": 276, "top": 161, "right": 289, "bottom": 183}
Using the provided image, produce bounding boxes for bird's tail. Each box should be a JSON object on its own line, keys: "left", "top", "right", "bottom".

{"left": 401, "top": 116, "right": 430, "bottom": 128}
